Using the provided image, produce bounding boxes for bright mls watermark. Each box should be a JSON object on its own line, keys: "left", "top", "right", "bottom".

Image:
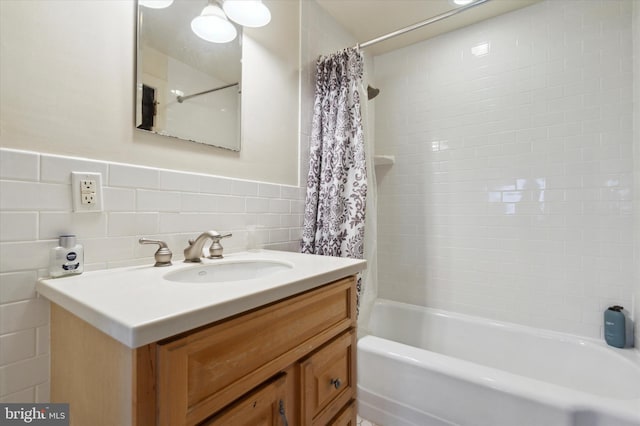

{"left": 1, "top": 404, "right": 69, "bottom": 425}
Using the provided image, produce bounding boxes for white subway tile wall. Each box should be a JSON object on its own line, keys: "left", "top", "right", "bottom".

{"left": 0, "top": 147, "right": 304, "bottom": 402}
{"left": 375, "top": 0, "right": 635, "bottom": 339}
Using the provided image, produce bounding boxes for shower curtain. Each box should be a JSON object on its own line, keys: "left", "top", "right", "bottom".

{"left": 301, "top": 47, "right": 368, "bottom": 308}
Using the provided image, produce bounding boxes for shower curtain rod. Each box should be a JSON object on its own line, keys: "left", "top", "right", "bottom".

{"left": 176, "top": 82, "right": 239, "bottom": 103}
{"left": 355, "top": 0, "right": 491, "bottom": 50}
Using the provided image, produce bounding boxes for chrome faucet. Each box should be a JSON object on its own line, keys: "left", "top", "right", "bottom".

{"left": 183, "top": 230, "right": 232, "bottom": 262}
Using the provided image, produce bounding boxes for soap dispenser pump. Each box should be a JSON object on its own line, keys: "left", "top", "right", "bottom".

{"left": 49, "top": 235, "right": 84, "bottom": 278}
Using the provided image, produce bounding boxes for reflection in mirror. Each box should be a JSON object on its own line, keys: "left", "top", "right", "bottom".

{"left": 136, "top": 0, "right": 242, "bottom": 151}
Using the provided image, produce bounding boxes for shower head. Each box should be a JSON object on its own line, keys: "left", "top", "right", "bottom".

{"left": 367, "top": 85, "right": 380, "bottom": 100}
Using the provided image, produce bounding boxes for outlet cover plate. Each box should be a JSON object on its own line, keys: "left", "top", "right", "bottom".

{"left": 71, "top": 172, "right": 103, "bottom": 212}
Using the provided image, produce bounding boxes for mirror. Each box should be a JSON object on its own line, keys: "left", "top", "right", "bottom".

{"left": 136, "top": 0, "right": 242, "bottom": 151}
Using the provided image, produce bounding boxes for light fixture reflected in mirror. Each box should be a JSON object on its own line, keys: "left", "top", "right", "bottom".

{"left": 189, "top": 0, "right": 271, "bottom": 44}
{"left": 191, "top": 2, "right": 238, "bottom": 43}
{"left": 223, "top": 0, "right": 271, "bottom": 28}
{"left": 139, "top": 0, "right": 174, "bottom": 9}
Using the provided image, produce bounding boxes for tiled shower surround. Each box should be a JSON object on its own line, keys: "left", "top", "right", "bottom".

{"left": 375, "top": 0, "right": 635, "bottom": 339}
{"left": 0, "top": 147, "right": 304, "bottom": 401}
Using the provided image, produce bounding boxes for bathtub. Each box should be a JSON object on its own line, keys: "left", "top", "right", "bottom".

{"left": 358, "top": 299, "right": 640, "bottom": 426}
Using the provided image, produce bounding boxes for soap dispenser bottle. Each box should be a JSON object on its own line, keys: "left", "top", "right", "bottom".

{"left": 49, "top": 235, "right": 84, "bottom": 278}
{"left": 604, "top": 305, "right": 629, "bottom": 348}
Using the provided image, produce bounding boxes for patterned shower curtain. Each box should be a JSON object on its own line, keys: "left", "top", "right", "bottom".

{"left": 301, "top": 48, "right": 367, "bottom": 300}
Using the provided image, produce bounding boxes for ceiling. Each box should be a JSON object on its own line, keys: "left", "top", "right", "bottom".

{"left": 315, "top": 0, "right": 541, "bottom": 56}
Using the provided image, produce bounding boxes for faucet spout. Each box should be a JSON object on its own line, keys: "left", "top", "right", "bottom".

{"left": 183, "top": 230, "right": 231, "bottom": 262}
{"left": 184, "top": 231, "right": 217, "bottom": 262}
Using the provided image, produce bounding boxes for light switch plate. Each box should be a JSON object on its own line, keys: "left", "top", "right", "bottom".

{"left": 71, "top": 172, "right": 103, "bottom": 212}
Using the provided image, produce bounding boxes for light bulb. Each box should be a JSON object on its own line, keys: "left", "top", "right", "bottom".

{"left": 191, "top": 4, "right": 238, "bottom": 43}
{"left": 223, "top": 0, "right": 271, "bottom": 28}
{"left": 453, "top": 0, "right": 474, "bottom": 5}
{"left": 139, "top": 0, "right": 174, "bottom": 9}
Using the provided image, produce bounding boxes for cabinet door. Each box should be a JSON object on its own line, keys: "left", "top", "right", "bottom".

{"left": 201, "top": 374, "right": 289, "bottom": 426}
{"left": 300, "top": 330, "right": 356, "bottom": 425}
{"left": 328, "top": 400, "right": 357, "bottom": 426}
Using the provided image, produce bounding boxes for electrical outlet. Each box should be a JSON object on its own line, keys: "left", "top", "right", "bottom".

{"left": 80, "top": 179, "right": 96, "bottom": 193}
{"left": 71, "top": 172, "right": 103, "bottom": 212}
{"left": 81, "top": 192, "right": 96, "bottom": 205}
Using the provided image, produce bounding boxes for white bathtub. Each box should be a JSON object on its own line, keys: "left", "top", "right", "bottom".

{"left": 358, "top": 299, "right": 640, "bottom": 426}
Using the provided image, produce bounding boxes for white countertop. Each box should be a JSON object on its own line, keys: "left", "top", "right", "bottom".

{"left": 36, "top": 250, "right": 366, "bottom": 348}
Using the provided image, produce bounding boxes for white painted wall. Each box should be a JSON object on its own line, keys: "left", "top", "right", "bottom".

{"left": 0, "top": 0, "right": 299, "bottom": 185}
{"left": 375, "top": 0, "right": 635, "bottom": 339}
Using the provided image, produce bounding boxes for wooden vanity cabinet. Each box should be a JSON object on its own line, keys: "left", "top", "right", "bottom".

{"left": 50, "top": 275, "right": 357, "bottom": 426}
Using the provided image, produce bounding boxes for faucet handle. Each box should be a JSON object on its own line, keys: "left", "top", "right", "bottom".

{"left": 211, "top": 232, "right": 232, "bottom": 241}
{"left": 139, "top": 238, "right": 173, "bottom": 267}
{"left": 208, "top": 232, "right": 232, "bottom": 259}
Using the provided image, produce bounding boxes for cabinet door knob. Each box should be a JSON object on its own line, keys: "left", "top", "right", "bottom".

{"left": 330, "top": 378, "right": 342, "bottom": 389}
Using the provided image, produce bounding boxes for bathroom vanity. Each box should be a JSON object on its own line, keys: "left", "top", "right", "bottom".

{"left": 37, "top": 250, "right": 365, "bottom": 426}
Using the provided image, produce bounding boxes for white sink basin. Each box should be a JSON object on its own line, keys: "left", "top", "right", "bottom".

{"left": 164, "top": 260, "right": 293, "bottom": 283}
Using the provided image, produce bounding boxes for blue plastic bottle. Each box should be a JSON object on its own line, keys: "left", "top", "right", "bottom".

{"left": 604, "top": 306, "right": 626, "bottom": 348}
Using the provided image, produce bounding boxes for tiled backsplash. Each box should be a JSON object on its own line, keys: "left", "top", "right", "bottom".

{"left": 0, "top": 147, "right": 304, "bottom": 402}
{"left": 374, "top": 0, "right": 636, "bottom": 339}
